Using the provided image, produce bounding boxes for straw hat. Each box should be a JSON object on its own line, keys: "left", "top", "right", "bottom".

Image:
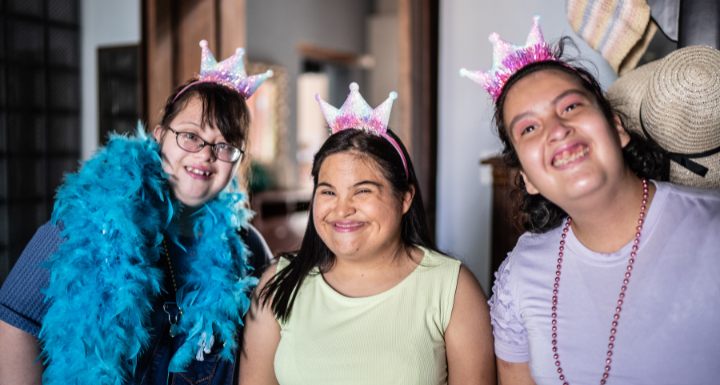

{"left": 606, "top": 46, "right": 720, "bottom": 189}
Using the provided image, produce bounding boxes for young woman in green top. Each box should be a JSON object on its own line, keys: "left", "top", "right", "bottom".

{"left": 239, "top": 84, "right": 495, "bottom": 384}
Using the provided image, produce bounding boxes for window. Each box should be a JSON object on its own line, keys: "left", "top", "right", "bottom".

{"left": 98, "top": 45, "right": 139, "bottom": 144}
{"left": 0, "top": 0, "right": 80, "bottom": 284}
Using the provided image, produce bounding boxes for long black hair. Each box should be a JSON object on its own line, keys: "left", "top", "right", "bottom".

{"left": 260, "top": 129, "right": 438, "bottom": 322}
{"left": 493, "top": 38, "right": 667, "bottom": 234}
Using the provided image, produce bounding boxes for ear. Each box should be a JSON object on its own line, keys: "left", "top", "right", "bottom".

{"left": 153, "top": 125, "right": 164, "bottom": 143}
{"left": 613, "top": 114, "right": 631, "bottom": 148}
{"left": 401, "top": 185, "right": 415, "bottom": 214}
{"left": 519, "top": 170, "right": 540, "bottom": 195}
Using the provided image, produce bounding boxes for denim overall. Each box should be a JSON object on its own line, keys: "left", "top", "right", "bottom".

{"left": 131, "top": 237, "right": 237, "bottom": 385}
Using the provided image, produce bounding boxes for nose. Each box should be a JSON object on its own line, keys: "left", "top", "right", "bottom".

{"left": 195, "top": 143, "right": 217, "bottom": 162}
{"left": 546, "top": 116, "right": 572, "bottom": 143}
{"left": 335, "top": 196, "right": 356, "bottom": 218}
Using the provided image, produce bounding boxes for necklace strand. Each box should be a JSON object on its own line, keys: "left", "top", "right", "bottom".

{"left": 552, "top": 179, "right": 648, "bottom": 385}
{"left": 162, "top": 238, "right": 183, "bottom": 315}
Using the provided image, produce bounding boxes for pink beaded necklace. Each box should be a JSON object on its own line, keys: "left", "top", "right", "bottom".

{"left": 552, "top": 179, "right": 648, "bottom": 385}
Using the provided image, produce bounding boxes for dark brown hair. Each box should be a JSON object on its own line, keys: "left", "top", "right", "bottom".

{"left": 493, "top": 38, "right": 667, "bottom": 233}
{"left": 157, "top": 80, "right": 251, "bottom": 149}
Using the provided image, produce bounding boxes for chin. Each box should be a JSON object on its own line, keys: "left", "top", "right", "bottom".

{"left": 175, "top": 189, "right": 217, "bottom": 207}
{"left": 327, "top": 240, "right": 364, "bottom": 258}
{"left": 557, "top": 173, "right": 607, "bottom": 201}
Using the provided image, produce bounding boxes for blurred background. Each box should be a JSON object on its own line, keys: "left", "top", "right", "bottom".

{"left": 0, "top": 0, "right": 676, "bottom": 294}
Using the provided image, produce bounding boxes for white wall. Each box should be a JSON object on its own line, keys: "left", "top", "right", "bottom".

{"left": 80, "top": 0, "right": 141, "bottom": 160}
{"left": 437, "top": 0, "right": 618, "bottom": 294}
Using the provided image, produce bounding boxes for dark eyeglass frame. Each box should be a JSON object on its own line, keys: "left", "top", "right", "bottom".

{"left": 166, "top": 127, "right": 245, "bottom": 163}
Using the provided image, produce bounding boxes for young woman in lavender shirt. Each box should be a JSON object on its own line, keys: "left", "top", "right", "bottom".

{"left": 461, "top": 17, "right": 720, "bottom": 385}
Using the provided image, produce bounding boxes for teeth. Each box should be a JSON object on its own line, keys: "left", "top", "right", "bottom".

{"left": 553, "top": 147, "right": 589, "bottom": 166}
{"left": 185, "top": 166, "right": 211, "bottom": 176}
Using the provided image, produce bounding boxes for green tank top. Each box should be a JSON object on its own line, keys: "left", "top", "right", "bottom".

{"left": 273, "top": 246, "right": 461, "bottom": 385}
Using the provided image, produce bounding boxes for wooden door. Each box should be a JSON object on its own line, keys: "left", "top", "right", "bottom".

{"left": 141, "top": 0, "right": 246, "bottom": 128}
{"left": 399, "top": 0, "right": 439, "bottom": 236}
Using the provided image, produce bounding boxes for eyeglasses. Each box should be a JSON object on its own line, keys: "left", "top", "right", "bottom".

{"left": 166, "top": 127, "right": 244, "bottom": 163}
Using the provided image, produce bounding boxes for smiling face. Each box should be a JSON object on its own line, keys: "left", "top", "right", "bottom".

{"left": 313, "top": 151, "right": 413, "bottom": 261}
{"left": 503, "top": 70, "right": 630, "bottom": 206}
{"left": 154, "top": 96, "right": 241, "bottom": 207}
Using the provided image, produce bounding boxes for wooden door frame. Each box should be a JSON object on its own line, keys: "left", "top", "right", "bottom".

{"left": 140, "top": 0, "right": 246, "bottom": 128}
{"left": 399, "top": 0, "right": 439, "bottom": 237}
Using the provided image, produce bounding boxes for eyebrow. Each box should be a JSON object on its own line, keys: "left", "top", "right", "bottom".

{"left": 354, "top": 181, "right": 382, "bottom": 188}
{"left": 175, "top": 120, "right": 202, "bottom": 128}
{"left": 508, "top": 89, "right": 588, "bottom": 132}
{"left": 315, "top": 181, "right": 382, "bottom": 189}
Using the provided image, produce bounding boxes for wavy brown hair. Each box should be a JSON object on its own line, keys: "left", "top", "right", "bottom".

{"left": 493, "top": 38, "right": 667, "bottom": 234}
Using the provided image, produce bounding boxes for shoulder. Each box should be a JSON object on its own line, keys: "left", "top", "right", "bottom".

{"left": 455, "top": 264, "right": 486, "bottom": 303}
{"left": 414, "top": 247, "right": 462, "bottom": 293}
{"left": 514, "top": 227, "right": 562, "bottom": 252}
{"left": 0, "top": 221, "right": 64, "bottom": 336}
{"left": 503, "top": 226, "right": 563, "bottom": 272}
{"left": 418, "top": 247, "right": 462, "bottom": 270}
{"left": 652, "top": 181, "right": 720, "bottom": 225}
{"left": 5, "top": 220, "right": 64, "bottom": 273}
{"left": 656, "top": 180, "right": 720, "bottom": 210}
{"left": 657, "top": 180, "right": 720, "bottom": 202}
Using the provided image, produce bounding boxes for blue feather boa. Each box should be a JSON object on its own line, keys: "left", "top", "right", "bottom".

{"left": 39, "top": 128, "right": 257, "bottom": 384}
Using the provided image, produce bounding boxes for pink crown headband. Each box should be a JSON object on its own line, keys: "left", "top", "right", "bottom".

{"left": 173, "top": 40, "right": 273, "bottom": 102}
{"left": 315, "top": 83, "right": 408, "bottom": 179}
{"left": 460, "top": 15, "right": 556, "bottom": 101}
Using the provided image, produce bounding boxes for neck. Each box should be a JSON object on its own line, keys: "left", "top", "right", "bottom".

{"left": 334, "top": 240, "right": 408, "bottom": 272}
{"left": 564, "top": 170, "right": 655, "bottom": 253}
{"left": 324, "top": 238, "right": 421, "bottom": 298}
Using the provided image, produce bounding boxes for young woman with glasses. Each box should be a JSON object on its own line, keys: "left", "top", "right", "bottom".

{"left": 0, "top": 66, "right": 273, "bottom": 384}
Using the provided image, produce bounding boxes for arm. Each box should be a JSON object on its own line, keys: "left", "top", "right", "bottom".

{"left": 0, "top": 222, "right": 61, "bottom": 385}
{"left": 497, "top": 358, "right": 535, "bottom": 385}
{"left": 0, "top": 320, "right": 44, "bottom": 385}
{"left": 445, "top": 265, "right": 496, "bottom": 385}
{"left": 238, "top": 264, "right": 281, "bottom": 385}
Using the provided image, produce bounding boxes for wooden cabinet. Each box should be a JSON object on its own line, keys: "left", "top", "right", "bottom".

{"left": 481, "top": 156, "right": 524, "bottom": 278}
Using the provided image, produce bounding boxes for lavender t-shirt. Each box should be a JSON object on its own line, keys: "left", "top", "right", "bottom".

{"left": 489, "top": 181, "right": 720, "bottom": 384}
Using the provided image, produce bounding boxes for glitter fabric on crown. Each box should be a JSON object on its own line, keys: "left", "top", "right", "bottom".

{"left": 460, "top": 15, "right": 555, "bottom": 101}
{"left": 315, "top": 83, "right": 408, "bottom": 178}
{"left": 173, "top": 40, "right": 273, "bottom": 102}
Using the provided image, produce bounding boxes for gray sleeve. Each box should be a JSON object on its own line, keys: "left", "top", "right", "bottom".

{"left": 0, "top": 221, "right": 63, "bottom": 337}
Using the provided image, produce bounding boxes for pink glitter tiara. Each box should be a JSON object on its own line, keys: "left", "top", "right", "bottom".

{"left": 459, "top": 15, "right": 556, "bottom": 101}
{"left": 173, "top": 40, "right": 273, "bottom": 102}
{"left": 315, "top": 83, "right": 408, "bottom": 179}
